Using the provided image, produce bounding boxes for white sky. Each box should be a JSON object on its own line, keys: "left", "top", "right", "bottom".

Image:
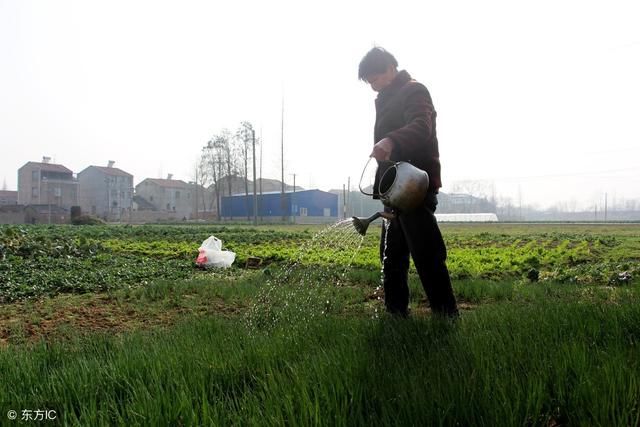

{"left": 1, "top": 0, "right": 639, "bottom": 209}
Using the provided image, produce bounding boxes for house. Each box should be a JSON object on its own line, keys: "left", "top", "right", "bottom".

{"left": 0, "top": 190, "right": 17, "bottom": 206}
{"left": 17, "top": 157, "right": 78, "bottom": 208}
{"left": 78, "top": 161, "right": 134, "bottom": 221}
{"left": 135, "top": 175, "right": 198, "bottom": 219}
{"left": 221, "top": 189, "right": 338, "bottom": 223}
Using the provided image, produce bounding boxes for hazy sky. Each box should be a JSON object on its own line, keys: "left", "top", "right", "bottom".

{"left": 1, "top": 0, "right": 639, "bottom": 209}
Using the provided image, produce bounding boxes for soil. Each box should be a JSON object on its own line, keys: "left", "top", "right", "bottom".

{"left": 0, "top": 293, "right": 243, "bottom": 346}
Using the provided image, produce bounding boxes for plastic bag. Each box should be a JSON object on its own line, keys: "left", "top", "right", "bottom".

{"left": 195, "top": 235, "right": 236, "bottom": 268}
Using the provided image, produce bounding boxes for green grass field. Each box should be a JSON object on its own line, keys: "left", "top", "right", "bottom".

{"left": 1, "top": 223, "right": 639, "bottom": 425}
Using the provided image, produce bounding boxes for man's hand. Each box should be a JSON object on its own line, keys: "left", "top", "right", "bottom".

{"left": 370, "top": 137, "right": 394, "bottom": 161}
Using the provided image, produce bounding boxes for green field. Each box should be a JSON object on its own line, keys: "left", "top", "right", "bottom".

{"left": 1, "top": 223, "right": 639, "bottom": 425}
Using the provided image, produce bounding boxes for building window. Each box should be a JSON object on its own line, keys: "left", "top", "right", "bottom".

{"left": 323, "top": 208, "right": 331, "bottom": 217}
{"left": 31, "top": 187, "right": 38, "bottom": 198}
{"left": 149, "top": 196, "right": 154, "bottom": 202}
{"left": 300, "top": 207, "right": 308, "bottom": 216}
{"left": 32, "top": 170, "right": 39, "bottom": 181}
{"left": 166, "top": 203, "right": 170, "bottom": 210}
{"left": 175, "top": 191, "right": 180, "bottom": 199}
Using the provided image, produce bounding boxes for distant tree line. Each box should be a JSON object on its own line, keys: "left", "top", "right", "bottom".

{"left": 447, "top": 180, "right": 640, "bottom": 221}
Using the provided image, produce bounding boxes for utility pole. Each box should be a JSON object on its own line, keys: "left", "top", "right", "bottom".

{"left": 281, "top": 94, "right": 286, "bottom": 222}
{"left": 252, "top": 129, "right": 257, "bottom": 226}
{"left": 194, "top": 165, "right": 198, "bottom": 221}
{"left": 290, "top": 173, "right": 296, "bottom": 223}
{"left": 259, "top": 127, "right": 263, "bottom": 222}
{"left": 342, "top": 184, "right": 346, "bottom": 219}
{"left": 347, "top": 176, "right": 350, "bottom": 218}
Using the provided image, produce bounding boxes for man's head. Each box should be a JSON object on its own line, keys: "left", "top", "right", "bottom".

{"left": 358, "top": 47, "right": 399, "bottom": 92}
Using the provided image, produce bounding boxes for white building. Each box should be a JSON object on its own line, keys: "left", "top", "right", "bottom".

{"left": 135, "top": 175, "right": 197, "bottom": 219}
{"left": 78, "top": 161, "right": 133, "bottom": 221}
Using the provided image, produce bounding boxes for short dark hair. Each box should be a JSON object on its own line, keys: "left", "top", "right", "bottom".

{"left": 358, "top": 47, "right": 398, "bottom": 81}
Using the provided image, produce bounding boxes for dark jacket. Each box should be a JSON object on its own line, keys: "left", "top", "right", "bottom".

{"left": 373, "top": 70, "right": 442, "bottom": 195}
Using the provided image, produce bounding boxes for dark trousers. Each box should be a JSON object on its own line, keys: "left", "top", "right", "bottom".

{"left": 379, "top": 193, "right": 458, "bottom": 316}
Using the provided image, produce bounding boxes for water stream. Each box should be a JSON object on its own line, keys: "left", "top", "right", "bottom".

{"left": 246, "top": 218, "right": 367, "bottom": 332}
{"left": 373, "top": 218, "right": 391, "bottom": 318}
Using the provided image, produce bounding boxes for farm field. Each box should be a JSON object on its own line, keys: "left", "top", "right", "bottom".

{"left": 1, "top": 222, "right": 640, "bottom": 425}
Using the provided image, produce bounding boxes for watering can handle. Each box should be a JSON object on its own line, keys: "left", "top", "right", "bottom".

{"left": 358, "top": 158, "right": 396, "bottom": 197}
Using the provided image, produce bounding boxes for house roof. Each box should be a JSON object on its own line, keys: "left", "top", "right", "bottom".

{"left": 21, "top": 161, "right": 72, "bottom": 174}
{"left": 87, "top": 166, "right": 133, "bottom": 177}
{"left": 140, "top": 178, "right": 190, "bottom": 189}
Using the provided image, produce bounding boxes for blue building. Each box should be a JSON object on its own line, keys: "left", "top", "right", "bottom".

{"left": 221, "top": 189, "right": 338, "bottom": 221}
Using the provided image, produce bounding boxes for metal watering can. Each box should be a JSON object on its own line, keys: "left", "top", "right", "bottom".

{"left": 352, "top": 159, "right": 429, "bottom": 236}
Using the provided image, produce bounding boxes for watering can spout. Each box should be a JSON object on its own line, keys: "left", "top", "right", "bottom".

{"left": 351, "top": 211, "right": 395, "bottom": 236}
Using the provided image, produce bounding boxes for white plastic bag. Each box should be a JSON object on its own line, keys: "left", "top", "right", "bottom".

{"left": 195, "top": 235, "right": 236, "bottom": 268}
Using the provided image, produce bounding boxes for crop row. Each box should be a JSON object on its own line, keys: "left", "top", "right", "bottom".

{"left": 0, "top": 224, "right": 638, "bottom": 302}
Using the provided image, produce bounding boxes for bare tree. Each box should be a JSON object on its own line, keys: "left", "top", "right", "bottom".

{"left": 200, "top": 128, "right": 246, "bottom": 221}
{"left": 217, "top": 129, "right": 235, "bottom": 198}
{"left": 212, "top": 130, "right": 237, "bottom": 219}
{"left": 237, "top": 121, "right": 255, "bottom": 221}
{"left": 202, "top": 138, "right": 222, "bottom": 220}
{"left": 191, "top": 157, "right": 208, "bottom": 219}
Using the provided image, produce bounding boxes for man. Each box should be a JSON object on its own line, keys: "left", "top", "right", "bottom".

{"left": 359, "top": 47, "right": 458, "bottom": 317}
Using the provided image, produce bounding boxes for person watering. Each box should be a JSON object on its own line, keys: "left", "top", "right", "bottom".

{"left": 359, "top": 47, "right": 458, "bottom": 317}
